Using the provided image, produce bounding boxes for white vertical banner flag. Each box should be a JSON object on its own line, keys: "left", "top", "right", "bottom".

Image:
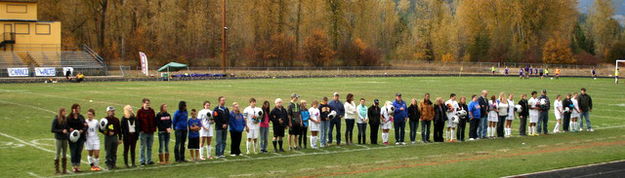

{"left": 139, "top": 52, "right": 149, "bottom": 76}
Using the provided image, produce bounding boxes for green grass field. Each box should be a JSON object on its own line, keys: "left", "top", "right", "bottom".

{"left": 1, "top": 76, "right": 624, "bottom": 177}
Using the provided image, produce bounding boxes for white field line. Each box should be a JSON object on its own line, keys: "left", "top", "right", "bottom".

{"left": 26, "top": 172, "right": 44, "bottom": 178}
{"left": 0, "top": 99, "right": 56, "bottom": 114}
{"left": 0, "top": 131, "right": 88, "bottom": 164}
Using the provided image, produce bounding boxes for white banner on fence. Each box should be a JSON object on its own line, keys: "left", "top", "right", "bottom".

{"left": 34, "top": 67, "right": 56, "bottom": 77}
{"left": 139, "top": 52, "right": 149, "bottom": 76}
{"left": 7, "top": 68, "right": 29, "bottom": 77}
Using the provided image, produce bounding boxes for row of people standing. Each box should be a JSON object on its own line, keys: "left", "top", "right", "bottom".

{"left": 50, "top": 88, "right": 593, "bottom": 174}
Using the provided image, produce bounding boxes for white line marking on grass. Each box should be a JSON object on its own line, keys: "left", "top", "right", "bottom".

{"left": 26, "top": 172, "right": 43, "bottom": 178}
{"left": 229, "top": 173, "right": 254, "bottom": 177}
{"left": 0, "top": 99, "right": 56, "bottom": 114}
{"left": 0, "top": 132, "right": 88, "bottom": 164}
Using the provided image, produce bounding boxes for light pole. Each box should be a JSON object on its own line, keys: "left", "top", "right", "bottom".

{"left": 221, "top": 0, "right": 227, "bottom": 74}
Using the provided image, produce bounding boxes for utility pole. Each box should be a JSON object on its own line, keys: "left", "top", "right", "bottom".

{"left": 221, "top": 0, "right": 227, "bottom": 74}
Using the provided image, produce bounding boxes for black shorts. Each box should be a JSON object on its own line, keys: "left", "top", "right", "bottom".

{"left": 188, "top": 137, "right": 199, "bottom": 149}
{"left": 273, "top": 126, "right": 285, "bottom": 137}
{"left": 289, "top": 125, "right": 301, "bottom": 135}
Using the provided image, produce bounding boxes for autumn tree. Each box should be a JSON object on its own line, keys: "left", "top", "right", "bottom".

{"left": 303, "top": 30, "right": 335, "bottom": 66}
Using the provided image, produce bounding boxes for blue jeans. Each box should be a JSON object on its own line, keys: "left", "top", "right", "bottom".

{"left": 158, "top": 132, "right": 170, "bottom": 153}
{"left": 320, "top": 120, "right": 329, "bottom": 146}
{"left": 409, "top": 120, "right": 419, "bottom": 142}
{"left": 537, "top": 111, "right": 549, "bottom": 134}
{"left": 215, "top": 129, "right": 227, "bottom": 156}
{"left": 421, "top": 120, "right": 431, "bottom": 142}
{"left": 174, "top": 130, "right": 187, "bottom": 161}
{"left": 260, "top": 127, "right": 269, "bottom": 151}
{"left": 479, "top": 116, "right": 488, "bottom": 138}
{"left": 139, "top": 132, "right": 154, "bottom": 164}
{"left": 394, "top": 119, "right": 406, "bottom": 143}
{"left": 328, "top": 117, "right": 341, "bottom": 144}
{"left": 579, "top": 111, "right": 592, "bottom": 129}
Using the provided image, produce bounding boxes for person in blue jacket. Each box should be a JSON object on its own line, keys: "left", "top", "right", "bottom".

{"left": 328, "top": 92, "right": 345, "bottom": 145}
{"left": 468, "top": 95, "right": 481, "bottom": 140}
{"left": 299, "top": 100, "right": 310, "bottom": 149}
{"left": 229, "top": 102, "right": 245, "bottom": 156}
{"left": 172, "top": 101, "right": 188, "bottom": 162}
{"left": 393, "top": 93, "right": 408, "bottom": 145}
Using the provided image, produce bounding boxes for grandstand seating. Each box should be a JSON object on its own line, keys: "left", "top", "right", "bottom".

{"left": 0, "top": 51, "right": 25, "bottom": 67}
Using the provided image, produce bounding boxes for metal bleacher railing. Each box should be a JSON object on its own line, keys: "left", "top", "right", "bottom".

{"left": 0, "top": 45, "right": 106, "bottom": 77}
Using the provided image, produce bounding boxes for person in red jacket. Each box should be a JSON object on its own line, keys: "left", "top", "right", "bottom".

{"left": 137, "top": 98, "right": 156, "bottom": 165}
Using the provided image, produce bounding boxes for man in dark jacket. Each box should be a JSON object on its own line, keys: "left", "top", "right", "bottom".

{"left": 518, "top": 95, "right": 529, "bottom": 136}
{"left": 101, "top": 106, "right": 122, "bottom": 170}
{"left": 137, "top": 98, "right": 156, "bottom": 165}
{"left": 287, "top": 94, "right": 303, "bottom": 150}
{"left": 537, "top": 90, "right": 550, "bottom": 134}
{"left": 328, "top": 92, "right": 344, "bottom": 145}
{"left": 368, "top": 99, "right": 381, "bottom": 144}
{"left": 433, "top": 100, "right": 447, "bottom": 142}
{"left": 213, "top": 96, "right": 230, "bottom": 158}
{"left": 578, "top": 88, "right": 593, "bottom": 131}
{"left": 478, "top": 90, "right": 489, "bottom": 139}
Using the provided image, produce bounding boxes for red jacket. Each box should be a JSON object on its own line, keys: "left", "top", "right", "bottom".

{"left": 137, "top": 107, "right": 156, "bottom": 133}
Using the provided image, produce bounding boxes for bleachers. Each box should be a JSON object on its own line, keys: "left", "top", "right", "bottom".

{"left": 60, "top": 51, "right": 104, "bottom": 67}
{"left": 0, "top": 51, "right": 25, "bottom": 67}
{"left": 29, "top": 51, "right": 61, "bottom": 66}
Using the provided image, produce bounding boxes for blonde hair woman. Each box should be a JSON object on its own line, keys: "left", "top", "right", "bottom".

{"left": 121, "top": 105, "right": 139, "bottom": 168}
{"left": 505, "top": 94, "right": 515, "bottom": 137}
{"left": 496, "top": 93, "right": 509, "bottom": 138}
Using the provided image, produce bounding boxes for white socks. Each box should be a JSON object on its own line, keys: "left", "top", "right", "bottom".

{"left": 554, "top": 123, "right": 560, "bottom": 133}
{"left": 88, "top": 155, "right": 93, "bottom": 165}
{"left": 487, "top": 127, "right": 492, "bottom": 137}
{"left": 382, "top": 133, "right": 389, "bottom": 143}
{"left": 94, "top": 158, "right": 99, "bottom": 167}
{"left": 246, "top": 141, "right": 251, "bottom": 154}
{"left": 199, "top": 145, "right": 211, "bottom": 158}
{"left": 310, "top": 136, "right": 317, "bottom": 148}
{"left": 199, "top": 146, "right": 204, "bottom": 159}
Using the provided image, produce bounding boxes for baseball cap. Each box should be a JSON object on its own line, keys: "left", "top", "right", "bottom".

{"left": 291, "top": 93, "right": 300, "bottom": 98}
{"left": 395, "top": 93, "right": 402, "bottom": 97}
{"left": 374, "top": 99, "right": 379, "bottom": 104}
{"left": 333, "top": 92, "right": 339, "bottom": 96}
{"left": 106, "top": 106, "right": 115, "bottom": 112}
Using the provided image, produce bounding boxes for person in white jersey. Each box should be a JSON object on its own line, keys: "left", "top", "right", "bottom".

{"left": 243, "top": 98, "right": 262, "bottom": 154}
{"left": 198, "top": 101, "right": 214, "bottom": 160}
{"left": 84, "top": 109, "right": 101, "bottom": 171}
{"left": 445, "top": 93, "right": 459, "bottom": 142}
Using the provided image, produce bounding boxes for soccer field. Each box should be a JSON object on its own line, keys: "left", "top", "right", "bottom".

{"left": 1, "top": 76, "right": 624, "bottom": 177}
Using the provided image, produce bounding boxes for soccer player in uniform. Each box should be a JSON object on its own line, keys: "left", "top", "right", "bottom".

{"left": 187, "top": 109, "right": 201, "bottom": 161}
{"left": 52, "top": 108, "right": 68, "bottom": 174}
{"left": 553, "top": 95, "right": 563, "bottom": 133}
{"left": 570, "top": 93, "right": 581, "bottom": 132}
{"left": 445, "top": 94, "right": 459, "bottom": 142}
{"left": 591, "top": 67, "right": 597, "bottom": 79}
{"left": 519, "top": 68, "right": 524, "bottom": 79}
{"left": 487, "top": 95, "right": 499, "bottom": 138}
{"left": 615, "top": 68, "right": 620, "bottom": 84}
{"left": 243, "top": 98, "right": 261, "bottom": 154}
{"left": 85, "top": 109, "right": 101, "bottom": 171}
{"left": 380, "top": 101, "right": 393, "bottom": 144}
{"left": 308, "top": 100, "right": 321, "bottom": 148}
{"left": 505, "top": 94, "right": 515, "bottom": 137}
{"left": 287, "top": 94, "right": 303, "bottom": 150}
{"left": 270, "top": 98, "right": 288, "bottom": 152}
{"left": 528, "top": 91, "right": 540, "bottom": 136}
{"left": 198, "top": 101, "right": 214, "bottom": 160}
{"left": 555, "top": 68, "right": 561, "bottom": 79}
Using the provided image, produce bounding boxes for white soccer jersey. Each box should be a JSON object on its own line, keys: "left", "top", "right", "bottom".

{"left": 86, "top": 119, "right": 99, "bottom": 140}
{"left": 308, "top": 107, "right": 320, "bottom": 131}
{"left": 528, "top": 97, "right": 540, "bottom": 116}
{"left": 554, "top": 100, "right": 563, "bottom": 119}
{"left": 198, "top": 108, "right": 213, "bottom": 137}
{"left": 243, "top": 106, "right": 260, "bottom": 129}
{"left": 445, "top": 99, "right": 459, "bottom": 120}
{"left": 571, "top": 98, "right": 580, "bottom": 117}
{"left": 381, "top": 106, "right": 391, "bottom": 123}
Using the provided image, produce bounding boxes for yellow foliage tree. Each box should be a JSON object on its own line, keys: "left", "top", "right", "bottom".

{"left": 542, "top": 36, "right": 576, "bottom": 64}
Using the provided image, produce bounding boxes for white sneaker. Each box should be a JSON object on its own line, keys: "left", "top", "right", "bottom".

{"left": 395, "top": 142, "right": 400, "bottom": 145}
{"left": 401, "top": 142, "right": 406, "bottom": 145}
{"left": 411, "top": 141, "right": 416, "bottom": 144}
{"left": 469, "top": 138, "right": 475, "bottom": 141}
{"left": 588, "top": 129, "right": 594, "bottom": 132}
